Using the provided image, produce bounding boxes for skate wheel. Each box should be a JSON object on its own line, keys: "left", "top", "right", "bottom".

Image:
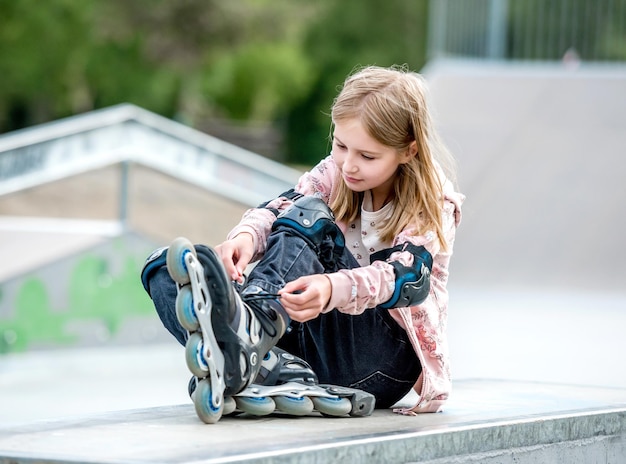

{"left": 167, "top": 237, "right": 196, "bottom": 285}
{"left": 193, "top": 378, "right": 224, "bottom": 424}
{"left": 312, "top": 396, "right": 353, "bottom": 417}
{"left": 185, "top": 332, "right": 209, "bottom": 378}
{"left": 274, "top": 395, "right": 314, "bottom": 416}
{"left": 176, "top": 286, "right": 199, "bottom": 331}
{"left": 223, "top": 396, "right": 237, "bottom": 416}
{"left": 235, "top": 396, "right": 275, "bottom": 416}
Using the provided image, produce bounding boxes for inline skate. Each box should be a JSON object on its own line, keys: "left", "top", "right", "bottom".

{"left": 166, "top": 236, "right": 375, "bottom": 423}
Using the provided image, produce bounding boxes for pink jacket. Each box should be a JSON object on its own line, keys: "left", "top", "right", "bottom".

{"left": 229, "top": 156, "right": 464, "bottom": 414}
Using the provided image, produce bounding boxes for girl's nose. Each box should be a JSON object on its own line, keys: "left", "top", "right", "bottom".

{"left": 344, "top": 152, "right": 359, "bottom": 173}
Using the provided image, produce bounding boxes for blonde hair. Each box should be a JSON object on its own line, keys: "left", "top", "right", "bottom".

{"left": 329, "top": 65, "right": 456, "bottom": 250}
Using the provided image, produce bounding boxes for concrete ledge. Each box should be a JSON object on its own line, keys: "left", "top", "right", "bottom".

{"left": 1, "top": 380, "right": 625, "bottom": 463}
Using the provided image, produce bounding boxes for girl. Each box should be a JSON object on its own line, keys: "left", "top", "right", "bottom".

{"left": 142, "top": 65, "right": 464, "bottom": 422}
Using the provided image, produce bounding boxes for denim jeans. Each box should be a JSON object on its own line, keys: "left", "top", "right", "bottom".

{"left": 147, "top": 223, "right": 422, "bottom": 408}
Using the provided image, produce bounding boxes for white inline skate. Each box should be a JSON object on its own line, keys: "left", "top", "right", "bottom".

{"left": 166, "top": 236, "right": 375, "bottom": 424}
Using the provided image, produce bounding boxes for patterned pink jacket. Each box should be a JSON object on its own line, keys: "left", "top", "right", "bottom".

{"left": 228, "top": 156, "right": 464, "bottom": 414}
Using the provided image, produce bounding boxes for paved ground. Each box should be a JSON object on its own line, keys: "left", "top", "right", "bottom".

{"left": 1, "top": 379, "right": 625, "bottom": 463}
{"left": 0, "top": 341, "right": 190, "bottom": 426}
{"left": 447, "top": 284, "right": 626, "bottom": 389}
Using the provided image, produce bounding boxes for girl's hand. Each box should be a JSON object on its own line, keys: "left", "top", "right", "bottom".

{"left": 278, "top": 275, "right": 332, "bottom": 323}
{"left": 214, "top": 233, "right": 254, "bottom": 282}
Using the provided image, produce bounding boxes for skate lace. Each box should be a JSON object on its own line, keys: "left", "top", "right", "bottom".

{"left": 243, "top": 292, "right": 282, "bottom": 302}
{"left": 241, "top": 292, "right": 283, "bottom": 338}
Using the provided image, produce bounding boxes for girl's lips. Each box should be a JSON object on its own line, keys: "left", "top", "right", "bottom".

{"left": 343, "top": 175, "right": 360, "bottom": 184}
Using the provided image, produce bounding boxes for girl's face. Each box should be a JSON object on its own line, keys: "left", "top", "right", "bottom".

{"left": 331, "top": 118, "right": 415, "bottom": 208}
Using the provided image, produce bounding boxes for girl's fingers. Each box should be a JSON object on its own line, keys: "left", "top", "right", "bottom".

{"left": 280, "top": 279, "right": 306, "bottom": 295}
{"left": 218, "top": 248, "right": 238, "bottom": 280}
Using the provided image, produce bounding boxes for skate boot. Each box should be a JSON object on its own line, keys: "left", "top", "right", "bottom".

{"left": 187, "top": 346, "right": 376, "bottom": 419}
{"left": 231, "top": 346, "right": 376, "bottom": 417}
{"left": 166, "top": 237, "right": 288, "bottom": 424}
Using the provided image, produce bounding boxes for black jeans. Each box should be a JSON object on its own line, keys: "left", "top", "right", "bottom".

{"left": 148, "top": 223, "right": 422, "bottom": 408}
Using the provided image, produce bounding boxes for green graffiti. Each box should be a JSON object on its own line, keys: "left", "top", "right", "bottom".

{"left": 68, "top": 254, "right": 154, "bottom": 332}
{"left": 1, "top": 278, "right": 76, "bottom": 353}
{"left": 0, "top": 238, "right": 156, "bottom": 354}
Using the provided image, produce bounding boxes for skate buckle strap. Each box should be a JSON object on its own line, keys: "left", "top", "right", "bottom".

{"left": 186, "top": 252, "right": 226, "bottom": 408}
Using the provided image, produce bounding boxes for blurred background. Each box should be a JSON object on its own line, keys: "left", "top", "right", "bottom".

{"left": 0, "top": 0, "right": 625, "bottom": 425}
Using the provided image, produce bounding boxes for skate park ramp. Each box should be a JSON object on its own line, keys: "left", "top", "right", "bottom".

{"left": 0, "top": 166, "right": 255, "bottom": 353}
{"left": 423, "top": 59, "right": 626, "bottom": 292}
{"left": 1, "top": 63, "right": 626, "bottom": 463}
{"left": 0, "top": 105, "right": 302, "bottom": 353}
{"left": 421, "top": 60, "right": 626, "bottom": 389}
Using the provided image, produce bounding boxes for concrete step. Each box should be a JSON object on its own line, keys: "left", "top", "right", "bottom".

{"left": 1, "top": 379, "right": 625, "bottom": 463}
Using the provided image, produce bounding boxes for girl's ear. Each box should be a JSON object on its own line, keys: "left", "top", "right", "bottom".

{"left": 401, "top": 141, "right": 418, "bottom": 164}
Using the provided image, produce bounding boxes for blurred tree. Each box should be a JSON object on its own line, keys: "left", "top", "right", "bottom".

{"left": 0, "top": 0, "right": 180, "bottom": 129}
{"left": 283, "top": 0, "right": 430, "bottom": 165}
{"left": 0, "top": 0, "right": 319, "bottom": 133}
{"left": 201, "top": 43, "right": 314, "bottom": 121}
{"left": 0, "top": 0, "right": 430, "bottom": 163}
{"left": 94, "top": 0, "right": 273, "bottom": 122}
{"left": 1, "top": 0, "right": 624, "bottom": 162}
{"left": 0, "top": 0, "right": 95, "bottom": 130}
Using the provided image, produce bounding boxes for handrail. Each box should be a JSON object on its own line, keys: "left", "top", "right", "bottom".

{"left": 0, "top": 104, "right": 302, "bottom": 207}
{"left": 427, "top": 0, "right": 626, "bottom": 63}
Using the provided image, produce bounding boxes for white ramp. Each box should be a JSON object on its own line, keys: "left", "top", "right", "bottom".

{"left": 424, "top": 60, "right": 626, "bottom": 292}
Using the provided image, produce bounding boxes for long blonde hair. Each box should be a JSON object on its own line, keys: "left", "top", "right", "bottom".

{"left": 329, "top": 65, "right": 456, "bottom": 250}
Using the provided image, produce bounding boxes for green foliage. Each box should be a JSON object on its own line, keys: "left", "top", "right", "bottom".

{"left": 0, "top": 0, "right": 95, "bottom": 128}
{"left": 598, "top": 5, "right": 626, "bottom": 61}
{"left": 6, "top": 1, "right": 622, "bottom": 165}
{"left": 84, "top": 39, "right": 181, "bottom": 116}
{"left": 284, "top": 0, "right": 430, "bottom": 164}
{"left": 0, "top": 0, "right": 430, "bottom": 163}
{"left": 0, "top": 0, "right": 319, "bottom": 134}
{"left": 202, "top": 43, "right": 315, "bottom": 121}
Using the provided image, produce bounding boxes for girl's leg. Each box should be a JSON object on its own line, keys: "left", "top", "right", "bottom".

{"left": 141, "top": 249, "right": 187, "bottom": 346}
{"left": 245, "top": 199, "right": 422, "bottom": 408}
{"left": 288, "top": 308, "right": 421, "bottom": 408}
{"left": 141, "top": 197, "right": 421, "bottom": 408}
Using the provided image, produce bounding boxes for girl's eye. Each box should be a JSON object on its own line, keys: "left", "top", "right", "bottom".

{"left": 361, "top": 153, "right": 374, "bottom": 160}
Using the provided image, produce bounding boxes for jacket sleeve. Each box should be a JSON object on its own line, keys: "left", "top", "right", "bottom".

{"left": 324, "top": 190, "right": 463, "bottom": 315}
{"left": 324, "top": 231, "right": 437, "bottom": 314}
{"left": 227, "top": 156, "right": 337, "bottom": 260}
{"left": 393, "top": 189, "right": 464, "bottom": 415}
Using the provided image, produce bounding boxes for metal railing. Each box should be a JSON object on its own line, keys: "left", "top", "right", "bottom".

{"left": 428, "top": 0, "right": 626, "bottom": 62}
{"left": 0, "top": 104, "right": 302, "bottom": 220}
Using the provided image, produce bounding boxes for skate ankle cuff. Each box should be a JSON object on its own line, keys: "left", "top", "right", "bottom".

{"left": 140, "top": 246, "right": 168, "bottom": 295}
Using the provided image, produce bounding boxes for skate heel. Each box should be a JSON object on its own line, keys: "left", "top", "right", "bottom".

{"left": 317, "top": 385, "right": 376, "bottom": 417}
